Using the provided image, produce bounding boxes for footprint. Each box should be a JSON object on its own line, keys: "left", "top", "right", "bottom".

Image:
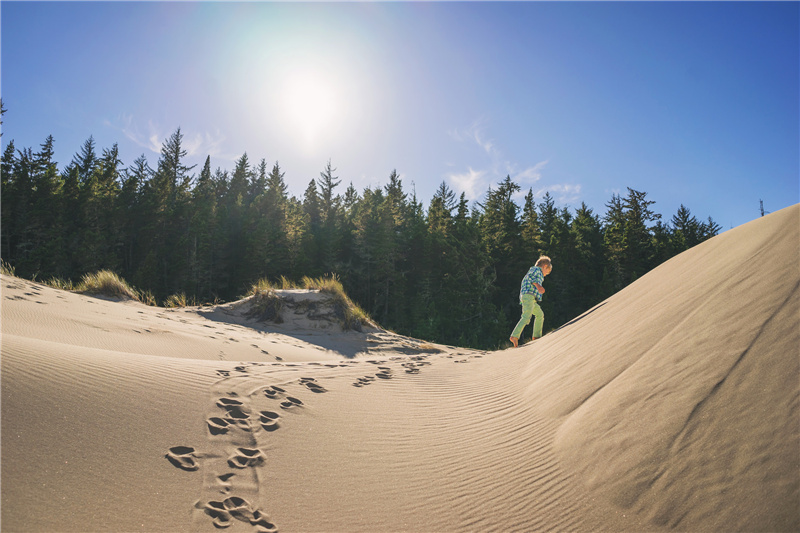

{"left": 260, "top": 411, "right": 280, "bottom": 431}
{"left": 305, "top": 382, "right": 327, "bottom": 393}
{"left": 280, "top": 397, "right": 303, "bottom": 409}
{"left": 217, "top": 398, "right": 250, "bottom": 421}
{"left": 217, "top": 473, "right": 235, "bottom": 492}
{"left": 250, "top": 514, "right": 278, "bottom": 533}
{"left": 204, "top": 499, "right": 276, "bottom": 532}
{"left": 223, "top": 496, "right": 258, "bottom": 523}
{"left": 165, "top": 446, "right": 199, "bottom": 471}
{"left": 228, "top": 447, "right": 265, "bottom": 468}
{"left": 301, "top": 378, "right": 327, "bottom": 393}
{"left": 202, "top": 501, "right": 233, "bottom": 528}
{"left": 264, "top": 389, "right": 279, "bottom": 399}
{"left": 217, "top": 397, "right": 243, "bottom": 408}
{"left": 376, "top": 371, "right": 393, "bottom": 379}
{"left": 251, "top": 511, "right": 279, "bottom": 533}
{"left": 207, "top": 417, "right": 230, "bottom": 435}
{"left": 354, "top": 376, "right": 375, "bottom": 387}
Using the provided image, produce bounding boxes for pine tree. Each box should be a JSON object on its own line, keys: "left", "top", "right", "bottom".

{"left": 537, "top": 192, "right": 557, "bottom": 256}
{"left": 316, "top": 160, "right": 342, "bottom": 272}
{"left": 7, "top": 147, "right": 35, "bottom": 273}
{"left": 671, "top": 204, "right": 700, "bottom": 252}
{"left": 29, "top": 136, "right": 66, "bottom": 275}
{"left": 376, "top": 170, "right": 410, "bottom": 325}
{"left": 118, "top": 154, "right": 150, "bottom": 279}
{"left": 570, "top": 203, "right": 605, "bottom": 307}
{"left": 602, "top": 193, "right": 626, "bottom": 294}
{"left": 317, "top": 159, "right": 341, "bottom": 225}
{"left": 521, "top": 189, "right": 543, "bottom": 257}
{"left": 229, "top": 153, "right": 251, "bottom": 209}
{"left": 700, "top": 217, "right": 721, "bottom": 240}
{"left": 189, "top": 156, "right": 218, "bottom": 298}
{"left": 137, "top": 128, "right": 195, "bottom": 296}
{"left": 478, "top": 176, "right": 523, "bottom": 330}
{"left": 428, "top": 181, "right": 455, "bottom": 235}
{"left": 258, "top": 161, "right": 291, "bottom": 278}
{"left": 300, "top": 179, "right": 322, "bottom": 275}
{"left": 72, "top": 136, "right": 98, "bottom": 183}
{"left": 621, "top": 187, "right": 660, "bottom": 282}
{"left": 1, "top": 140, "right": 17, "bottom": 259}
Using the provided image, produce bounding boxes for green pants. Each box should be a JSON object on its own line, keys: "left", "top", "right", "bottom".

{"left": 511, "top": 294, "right": 544, "bottom": 340}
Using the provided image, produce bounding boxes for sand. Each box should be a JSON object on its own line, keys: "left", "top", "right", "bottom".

{"left": 2, "top": 204, "right": 798, "bottom": 533}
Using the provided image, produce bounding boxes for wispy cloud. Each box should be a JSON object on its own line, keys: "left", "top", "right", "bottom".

{"left": 511, "top": 160, "right": 548, "bottom": 186}
{"left": 183, "top": 130, "right": 227, "bottom": 159}
{"left": 104, "top": 114, "right": 161, "bottom": 154}
{"left": 448, "top": 118, "right": 498, "bottom": 157}
{"left": 535, "top": 183, "right": 583, "bottom": 206}
{"left": 446, "top": 167, "right": 488, "bottom": 201}
{"left": 447, "top": 120, "right": 582, "bottom": 208}
{"left": 105, "top": 114, "right": 228, "bottom": 160}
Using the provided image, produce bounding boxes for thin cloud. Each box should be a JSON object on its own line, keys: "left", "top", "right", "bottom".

{"left": 105, "top": 114, "right": 228, "bottom": 160}
{"left": 183, "top": 130, "right": 227, "bottom": 159}
{"left": 448, "top": 121, "right": 571, "bottom": 207}
{"left": 104, "top": 114, "right": 161, "bottom": 153}
{"left": 449, "top": 118, "right": 498, "bottom": 157}
{"left": 446, "top": 167, "right": 488, "bottom": 202}
{"left": 511, "top": 159, "right": 548, "bottom": 185}
{"left": 536, "top": 183, "right": 583, "bottom": 206}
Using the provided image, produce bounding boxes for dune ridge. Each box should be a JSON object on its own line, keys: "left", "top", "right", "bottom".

{"left": 523, "top": 203, "right": 799, "bottom": 531}
{"left": 2, "top": 204, "right": 798, "bottom": 532}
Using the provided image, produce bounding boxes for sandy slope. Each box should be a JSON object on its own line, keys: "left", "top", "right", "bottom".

{"left": 2, "top": 204, "right": 798, "bottom": 532}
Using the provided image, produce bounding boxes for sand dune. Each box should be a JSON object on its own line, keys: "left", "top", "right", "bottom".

{"left": 2, "top": 204, "right": 798, "bottom": 532}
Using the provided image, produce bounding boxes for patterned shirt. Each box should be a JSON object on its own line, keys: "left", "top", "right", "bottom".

{"left": 520, "top": 266, "right": 544, "bottom": 301}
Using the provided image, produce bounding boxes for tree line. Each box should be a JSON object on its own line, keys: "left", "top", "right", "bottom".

{"left": 1, "top": 125, "right": 721, "bottom": 349}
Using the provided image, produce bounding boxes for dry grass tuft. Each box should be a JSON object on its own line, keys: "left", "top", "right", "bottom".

{"left": 245, "top": 274, "right": 372, "bottom": 331}
{"left": 245, "top": 288, "right": 284, "bottom": 323}
{"left": 165, "top": 292, "right": 197, "bottom": 308}
{"left": 76, "top": 270, "right": 139, "bottom": 301}
{"left": 44, "top": 277, "right": 75, "bottom": 291}
{"left": 301, "top": 274, "right": 372, "bottom": 331}
{"left": 1, "top": 259, "right": 15, "bottom": 276}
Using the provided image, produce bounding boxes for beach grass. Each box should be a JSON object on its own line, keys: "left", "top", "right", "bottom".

{"left": 301, "top": 274, "right": 372, "bottom": 331}
{"left": 245, "top": 274, "right": 372, "bottom": 331}
{"left": 76, "top": 270, "right": 140, "bottom": 301}
{"left": 165, "top": 292, "right": 197, "bottom": 308}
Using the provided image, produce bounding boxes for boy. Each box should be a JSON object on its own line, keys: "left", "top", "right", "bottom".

{"left": 509, "top": 256, "right": 552, "bottom": 348}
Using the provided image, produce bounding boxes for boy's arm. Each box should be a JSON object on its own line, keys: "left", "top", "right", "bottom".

{"left": 532, "top": 267, "right": 545, "bottom": 294}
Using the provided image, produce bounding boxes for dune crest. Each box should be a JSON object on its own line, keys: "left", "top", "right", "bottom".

{"left": 523, "top": 204, "right": 800, "bottom": 531}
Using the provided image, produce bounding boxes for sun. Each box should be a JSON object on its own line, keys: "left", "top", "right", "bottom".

{"left": 279, "top": 68, "right": 341, "bottom": 151}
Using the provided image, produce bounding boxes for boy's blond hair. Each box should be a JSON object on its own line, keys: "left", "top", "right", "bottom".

{"left": 535, "top": 256, "right": 552, "bottom": 268}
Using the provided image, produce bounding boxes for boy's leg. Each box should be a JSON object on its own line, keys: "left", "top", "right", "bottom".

{"left": 531, "top": 301, "right": 545, "bottom": 339}
{"left": 511, "top": 295, "right": 535, "bottom": 341}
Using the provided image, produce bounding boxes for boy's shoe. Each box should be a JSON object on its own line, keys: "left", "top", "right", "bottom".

{"left": 509, "top": 336, "right": 519, "bottom": 348}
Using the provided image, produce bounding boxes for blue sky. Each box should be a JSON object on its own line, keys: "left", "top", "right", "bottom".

{"left": 2, "top": 1, "right": 798, "bottom": 231}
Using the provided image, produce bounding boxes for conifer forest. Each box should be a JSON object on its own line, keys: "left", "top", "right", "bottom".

{"left": 1, "top": 119, "right": 721, "bottom": 349}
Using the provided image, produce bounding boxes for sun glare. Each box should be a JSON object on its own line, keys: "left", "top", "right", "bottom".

{"left": 280, "top": 68, "right": 341, "bottom": 151}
